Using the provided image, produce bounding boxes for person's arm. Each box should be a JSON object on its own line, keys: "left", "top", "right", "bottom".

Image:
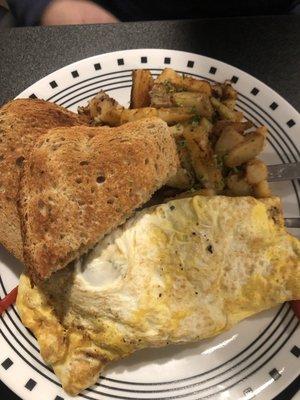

{"left": 41, "top": 0, "right": 118, "bottom": 25}
{"left": 7, "top": 0, "right": 118, "bottom": 26}
{"left": 7, "top": 0, "right": 52, "bottom": 26}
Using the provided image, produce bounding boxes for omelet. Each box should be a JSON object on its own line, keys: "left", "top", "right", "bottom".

{"left": 17, "top": 195, "right": 300, "bottom": 395}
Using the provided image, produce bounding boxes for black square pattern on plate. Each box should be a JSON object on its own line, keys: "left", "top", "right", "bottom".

{"left": 287, "top": 119, "right": 295, "bottom": 128}
{"left": 94, "top": 63, "right": 101, "bottom": 71}
{"left": 117, "top": 58, "right": 124, "bottom": 66}
{"left": 55, "top": 396, "right": 64, "bottom": 400}
{"left": 231, "top": 75, "right": 239, "bottom": 83}
{"left": 1, "top": 358, "right": 13, "bottom": 370}
{"left": 29, "top": 93, "right": 37, "bottom": 99}
{"left": 164, "top": 57, "right": 171, "bottom": 64}
{"left": 243, "top": 387, "right": 255, "bottom": 398}
{"left": 209, "top": 66, "right": 217, "bottom": 74}
{"left": 269, "top": 368, "right": 281, "bottom": 381}
{"left": 270, "top": 102, "right": 278, "bottom": 110}
{"left": 71, "top": 70, "right": 79, "bottom": 78}
{"left": 291, "top": 345, "right": 300, "bottom": 357}
{"left": 25, "top": 378, "right": 37, "bottom": 391}
{"left": 50, "top": 80, "right": 58, "bottom": 89}
{"left": 251, "top": 87, "right": 259, "bottom": 95}
{"left": 187, "top": 60, "right": 194, "bottom": 68}
{"left": 141, "top": 56, "right": 147, "bottom": 63}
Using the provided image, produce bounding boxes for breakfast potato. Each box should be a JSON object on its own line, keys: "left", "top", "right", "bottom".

{"left": 225, "top": 131, "right": 265, "bottom": 167}
{"left": 84, "top": 70, "right": 270, "bottom": 198}
{"left": 214, "top": 126, "right": 245, "bottom": 156}
{"left": 80, "top": 90, "right": 123, "bottom": 126}
{"left": 150, "top": 83, "right": 173, "bottom": 108}
{"left": 211, "top": 83, "right": 223, "bottom": 98}
{"left": 120, "top": 107, "right": 158, "bottom": 124}
{"left": 183, "top": 125, "right": 224, "bottom": 191}
{"left": 210, "top": 97, "right": 243, "bottom": 121}
{"left": 226, "top": 173, "right": 253, "bottom": 196}
{"left": 156, "top": 107, "right": 194, "bottom": 124}
{"left": 176, "top": 143, "right": 195, "bottom": 177}
{"left": 172, "top": 92, "right": 214, "bottom": 119}
{"left": 155, "top": 68, "right": 212, "bottom": 95}
{"left": 154, "top": 68, "right": 180, "bottom": 85}
{"left": 130, "top": 69, "right": 154, "bottom": 108}
{"left": 253, "top": 180, "right": 271, "bottom": 198}
{"left": 166, "top": 167, "right": 194, "bottom": 190}
{"left": 169, "top": 123, "right": 185, "bottom": 138}
{"left": 92, "top": 100, "right": 122, "bottom": 126}
{"left": 246, "top": 159, "right": 268, "bottom": 185}
{"left": 212, "top": 120, "right": 253, "bottom": 136}
{"left": 182, "top": 75, "right": 212, "bottom": 95}
{"left": 198, "top": 117, "right": 213, "bottom": 135}
{"left": 222, "top": 83, "right": 237, "bottom": 100}
{"left": 121, "top": 107, "right": 193, "bottom": 125}
{"left": 222, "top": 99, "right": 236, "bottom": 110}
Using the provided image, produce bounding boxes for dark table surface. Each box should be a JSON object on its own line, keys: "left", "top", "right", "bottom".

{"left": 0, "top": 15, "right": 299, "bottom": 400}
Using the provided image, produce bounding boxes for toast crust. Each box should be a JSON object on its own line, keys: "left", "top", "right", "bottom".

{"left": 19, "top": 118, "right": 179, "bottom": 280}
{"left": 0, "top": 99, "right": 88, "bottom": 260}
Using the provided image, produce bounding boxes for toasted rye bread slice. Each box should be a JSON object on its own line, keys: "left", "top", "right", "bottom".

{"left": 0, "top": 99, "right": 89, "bottom": 261}
{"left": 19, "top": 118, "right": 179, "bottom": 281}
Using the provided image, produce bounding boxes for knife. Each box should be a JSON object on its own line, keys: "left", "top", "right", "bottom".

{"left": 266, "top": 163, "right": 300, "bottom": 227}
{"left": 268, "top": 162, "right": 300, "bottom": 182}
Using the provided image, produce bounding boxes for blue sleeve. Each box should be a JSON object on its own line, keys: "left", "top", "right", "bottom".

{"left": 7, "top": 0, "right": 52, "bottom": 26}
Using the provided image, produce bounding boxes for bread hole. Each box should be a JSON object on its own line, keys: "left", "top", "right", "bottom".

{"left": 154, "top": 163, "right": 158, "bottom": 171}
{"left": 96, "top": 175, "right": 105, "bottom": 184}
{"left": 107, "top": 198, "right": 114, "bottom": 205}
{"left": 80, "top": 160, "right": 89, "bottom": 166}
{"left": 52, "top": 144, "right": 62, "bottom": 151}
{"left": 0, "top": 155, "right": 4, "bottom": 162}
{"left": 60, "top": 137, "right": 66, "bottom": 141}
{"left": 91, "top": 187, "right": 95, "bottom": 193}
{"left": 76, "top": 177, "right": 83, "bottom": 184}
{"left": 147, "top": 124, "right": 155, "bottom": 129}
{"left": 144, "top": 158, "right": 149, "bottom": 165}
{"left": 15, "top": 156, "right": 25, "bottom": 167}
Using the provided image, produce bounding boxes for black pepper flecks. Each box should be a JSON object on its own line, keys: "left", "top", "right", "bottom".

{"left": 207, "top": 244, "right": 213, "bottom": 254}
{"left": 170, "top": 205, "right": 175, "bottom": 211}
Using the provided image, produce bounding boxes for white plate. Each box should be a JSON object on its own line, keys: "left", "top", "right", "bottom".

{"left": 0, "top": 49, "right": 299, "bottom": 400}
